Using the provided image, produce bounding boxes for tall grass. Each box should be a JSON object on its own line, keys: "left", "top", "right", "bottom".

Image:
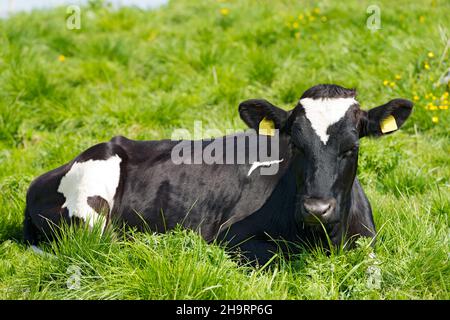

{"left": 0, "top": 0, "right": 449, "bottom": 299}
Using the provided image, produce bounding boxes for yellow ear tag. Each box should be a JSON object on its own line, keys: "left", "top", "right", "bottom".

{"left": 380, "top": 115, "right": 398, "bottom": 133}
{"left": 259, "top": 117, "right": 275, "bottom": 136}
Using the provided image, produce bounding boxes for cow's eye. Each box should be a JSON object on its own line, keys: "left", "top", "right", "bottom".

{"left": 341, "top": 146, "right": 358, "bottom": 158}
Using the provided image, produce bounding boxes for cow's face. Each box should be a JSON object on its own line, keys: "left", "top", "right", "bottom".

{"left": 239, "top": 84, "right": 413, "bottom": 227}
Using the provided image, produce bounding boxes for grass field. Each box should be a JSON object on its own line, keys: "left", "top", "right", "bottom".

{"left": 0, "top": 0, "right": 449, "bottom": 299}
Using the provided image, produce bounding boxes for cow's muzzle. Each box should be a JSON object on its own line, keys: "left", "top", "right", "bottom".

{"left": 302, "top": 197, "right": 337, "bottom": 224}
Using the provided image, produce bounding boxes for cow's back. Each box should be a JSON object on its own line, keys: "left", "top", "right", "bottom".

{"left": 25, "top": 134, "right": 291, "bottom": 244}
{"left": 110, "top": 135, "right": 291, "bottom": 241}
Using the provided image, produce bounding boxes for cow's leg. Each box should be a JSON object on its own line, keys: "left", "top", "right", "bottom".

{"left": 25, "top": 141, "right": 126, "bottom": 244}
{"left": 345, "top": 182, "right": 377, "bottom": 247}
{"left": 234, "top": 239, "right": 279, "bottom": 267}
{"left": 219, "top": 229, "right": 278, "bottom": 266}
{"left": 346, "top": 209, "right": 376, "bottom": 247}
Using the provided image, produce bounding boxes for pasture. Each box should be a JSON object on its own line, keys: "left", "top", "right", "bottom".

{"left": 0, "top": 0, "right": 449, "bottom": 299}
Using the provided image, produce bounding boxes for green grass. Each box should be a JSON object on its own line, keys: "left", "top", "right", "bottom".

{"left": 0, "top": 0, "right": 449, "bottom": 299}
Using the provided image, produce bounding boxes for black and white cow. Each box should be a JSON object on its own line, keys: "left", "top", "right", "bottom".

{"left": 24, "top": 84, "right": 413, "bottom": 265}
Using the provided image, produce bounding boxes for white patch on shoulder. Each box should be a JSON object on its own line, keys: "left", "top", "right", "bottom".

{"left": 300, "top": 97, "right": 358, "bottom": 144}
{"left": 57, "top": 155, "right": 122, "bottom": 228}
{"left": 247, "top": 159, "right": 284, "bottom": 176}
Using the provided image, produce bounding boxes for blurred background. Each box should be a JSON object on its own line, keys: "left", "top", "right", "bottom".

{"left": 1, "top": 0, "right": 167, "bottom": 17}
{"left": 0, "top": 0, "right": 448, "bottom": 299}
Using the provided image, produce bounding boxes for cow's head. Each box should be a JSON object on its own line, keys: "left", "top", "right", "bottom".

{"left": 239, "top": 84, "right": 413, "bottom": 227}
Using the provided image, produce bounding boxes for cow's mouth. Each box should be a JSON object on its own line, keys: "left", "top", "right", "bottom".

{"left": 303, "top": 214, "right": 334, "bottom": 225}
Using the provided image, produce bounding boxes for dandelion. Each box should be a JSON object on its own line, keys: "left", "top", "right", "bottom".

{"left": 220, "top": 8, "right": 229, "bottom": 16}
{"left": 295, "top": 32, "right": 300, "bottom": 39}
{"left": 419, "top": 16, "right": 425, "bottom": 23}
{"left": 383, "top": 80, "right": 389, "bottom": 86}
{"left": 439, "top": 105, "right": 448, "bottom": 110}
{"left": 313, "top": 8, "right": 321, "bottom": 14}
{"left": 308, "top": 15, "right": 316, "bottom": 22}
{"left": 432, "top": 116, "right": 439, "bottom": 123}
{"left": 58, "top": 55, "right": 66, "bottom": 62}
{"left": 424, "top": 62, "right": 430, "bottom": 70}
{"left": 298, "top": 14, "right": 304, "bottom": 20}
{"left": 389, "top": 81, "right": 395, "bottom": 88}
{"left": 413, "top": 95, "right": 420, "bottom": 101}
{"left": 147, "top": 31, "right": 158, "bottom": 42}
{"left": 395, "top": 74, "right": 402, "bottom": 80}
{"left": 292, "top": 21, "right": 299, "bottom": 29}
{"left": 428, "top": 51, "right": 434, "bottom": 58}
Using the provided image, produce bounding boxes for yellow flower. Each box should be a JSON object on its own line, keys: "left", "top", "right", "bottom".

{"left": 58, "top": 55, "right": 66, "bottom": 62}
{"left": 419, "top": 16, "right": 425, "bottom": 23}
{"left": 395, "top": 74, "right": 402, "bottom": 80}
{"left": 383, "top": 80, "right": 389, "bottom": 86}
{"left": 424, "top": 62, "right": 430, "bottom": 70}
{"left": 439, "top": 105, "right": 448, "bottom": 110}
{"left": 295, "top": 32, "right": 300, "bottom": 39}
{"left": 321, "top": 16, "right": 328, "bottom": 22}
{"left": 308, "top": 15, "right": 316, "bottom": 22}
{"left": 413, "top": 95, "right": 420, "bottom": 101}
{"left": 147, "top": 31, "right": 158, "bottom": 42}
{"left": 429, "top": 105, "right": 438, "bottom": 110}
{"left": 313, "top": 8, "right": 320, "bottom": 14}
{"left": 389, "top": 81, "right": 395, "bottom": 88}
{"left": 427, "top": 51, "right": 434, "bottom": 58}
{"left": 431, "top": 116, "right": 439, "bottom": 123}
{"left": 292, "top": 21, "right": 299, "bottom": 29}
{"left": 298, "top": 14, "right": 304, "bottom": 20}
{"left": 220, "top": 8, "right": 229, "bottom": 16}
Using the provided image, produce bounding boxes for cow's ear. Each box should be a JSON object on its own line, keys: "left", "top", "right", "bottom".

{"left": 239, "top": 99, "right": 289, "bottom": 134}
{"left": 359, "top": 98, "right": 413, "bottom": 138}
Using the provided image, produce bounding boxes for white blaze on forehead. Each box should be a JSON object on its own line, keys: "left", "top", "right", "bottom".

{"left": 300, "top": 97, "right": 358, "bottom": 144}
{"left": 57, "top": 155, "right": 122, "bottom": 227}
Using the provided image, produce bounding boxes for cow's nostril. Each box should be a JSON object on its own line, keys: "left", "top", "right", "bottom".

{"left": 303, "top": 198, "right": 333, "bottom": 216}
